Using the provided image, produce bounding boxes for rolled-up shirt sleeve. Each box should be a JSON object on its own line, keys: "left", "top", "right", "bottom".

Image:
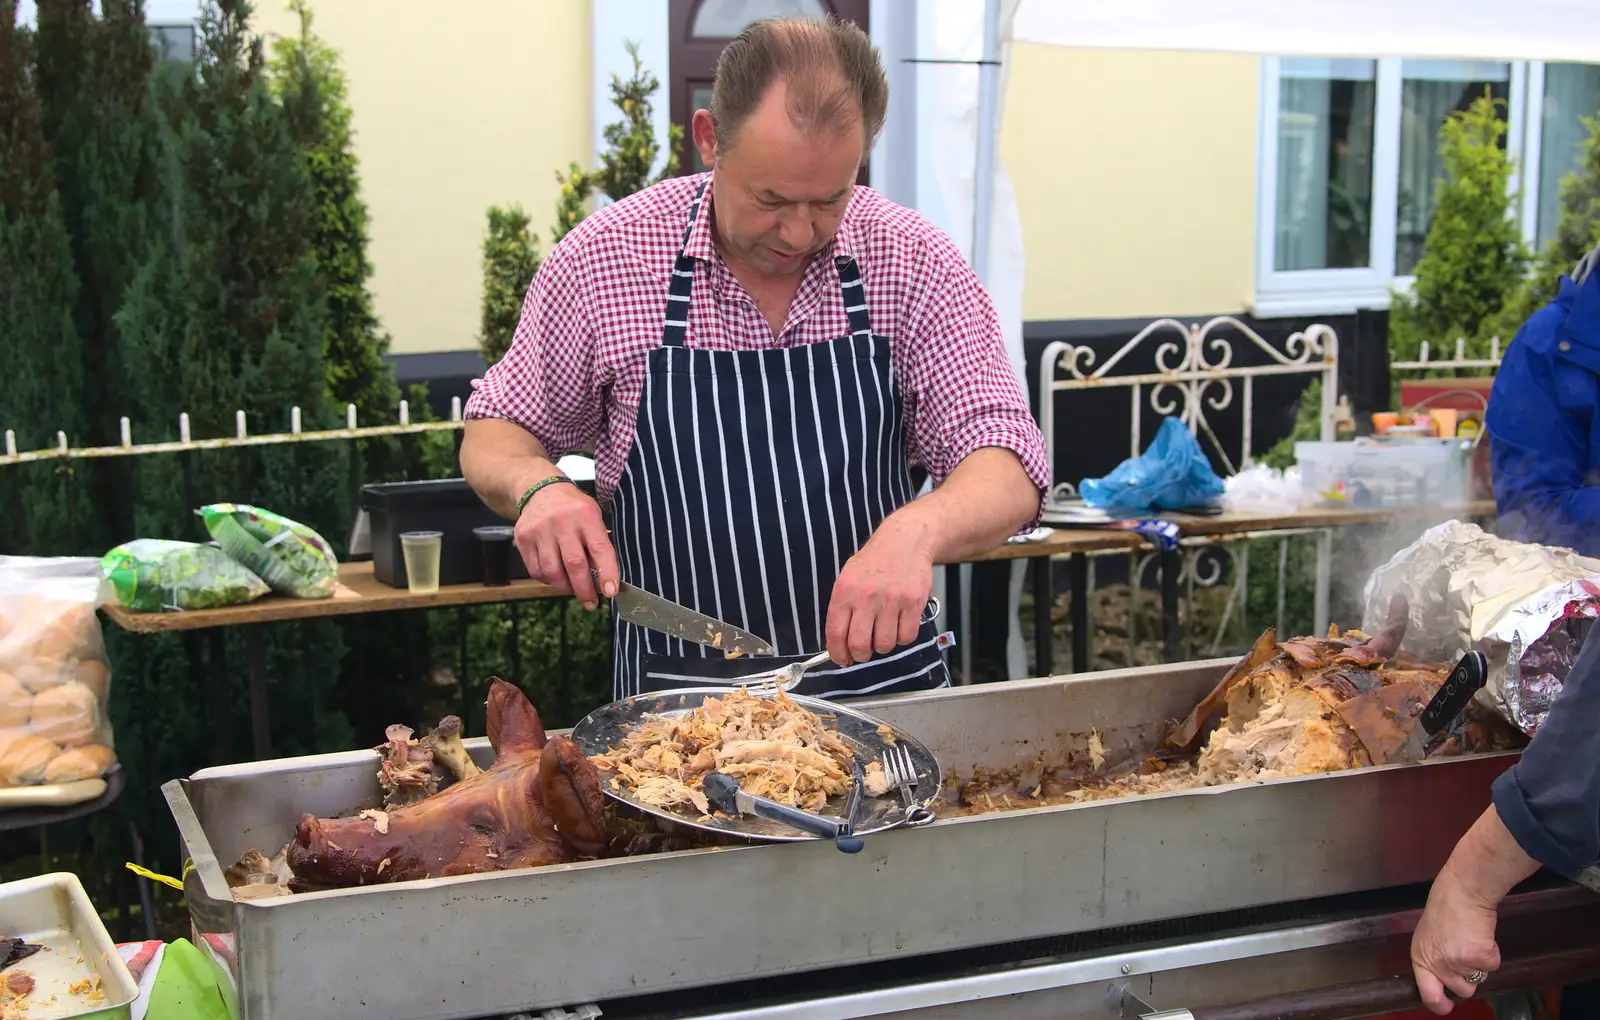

{"left": 1492, "top": 622, "right": 1600, "bottom": 879}
{"left": 896, "top": 233, "right": 1050, "bottom": 511}
{"left": 463, "top": 239, "right": 600, "bottom": 459}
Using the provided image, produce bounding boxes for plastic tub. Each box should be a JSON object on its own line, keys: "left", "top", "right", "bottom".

{"left": 1295, "top": 438, "right": 1473, "bottom": 509}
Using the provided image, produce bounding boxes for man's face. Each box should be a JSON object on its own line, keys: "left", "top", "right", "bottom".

{"left": 693, "top": 81, "right": 864, "bottom": 279}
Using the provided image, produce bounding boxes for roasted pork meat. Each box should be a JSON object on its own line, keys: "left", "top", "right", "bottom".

{"left": 287, "top": 680, "right": 605, "bottom": 889}
{"left": 945, "top": 599, "right": 1526, "bottom": 816}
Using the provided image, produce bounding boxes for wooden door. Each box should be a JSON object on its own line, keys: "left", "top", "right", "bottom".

{"left": 668, "top": 0, "right": 871, "bottom": 182}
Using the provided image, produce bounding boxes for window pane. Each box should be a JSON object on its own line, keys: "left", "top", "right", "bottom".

{"left": 690, "top": 85, "right": 714, "bottom": 173}
{"left": 1537, "top": 64, "right": 1600, "bottom": 249}
{"left": 148, "top": 23, "right": 194, "bottom": 63}
{"left": 692, "top": 0, "right": 829, "bottom": 39}
{"left": 1274, "top": 59, "right": 1377, "bottom": 271}
{"left": 1395, "top": 60, "right": 1511, "bottom": 276}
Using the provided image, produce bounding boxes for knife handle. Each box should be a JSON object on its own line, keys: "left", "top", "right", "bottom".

{"left": 1419, "top": 651, "right": 1490, "bottom": 738}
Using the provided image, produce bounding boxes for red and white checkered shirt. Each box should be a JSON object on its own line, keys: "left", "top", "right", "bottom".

{"left": 465, "top": 172, "right": 1049, "bottom": 507}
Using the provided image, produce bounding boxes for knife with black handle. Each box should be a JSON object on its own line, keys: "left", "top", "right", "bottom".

{"left": 1395, "top": 651, "right": 1490, "bottom": 763}
{"left": 702, "top": 770, "right": 861, "bottom": 852}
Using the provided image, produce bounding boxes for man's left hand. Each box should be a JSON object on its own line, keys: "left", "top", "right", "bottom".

{"left": 826, "top": 520, "right": 933, "bottom": 666}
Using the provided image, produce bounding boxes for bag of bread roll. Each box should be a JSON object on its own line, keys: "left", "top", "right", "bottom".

{"left": 0, "top": 556, "right": 118, "bottom": 791}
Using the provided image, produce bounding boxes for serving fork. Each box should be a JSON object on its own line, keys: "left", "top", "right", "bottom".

{"left": 885, "top": 744, "right": 936, "bottom": 826}
{"left": 729, "top": 597, "right": 943, "bottom": 696}
{"left": 734, "top": 650, "right": 833, "bottom": 696}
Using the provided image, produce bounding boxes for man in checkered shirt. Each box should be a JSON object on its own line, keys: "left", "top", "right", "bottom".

{"left": 462, "top": 15, "right": 1048, "bottom": 700}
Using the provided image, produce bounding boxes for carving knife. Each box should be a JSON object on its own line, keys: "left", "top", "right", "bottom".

{"left": 702, "top": 770, "right": 862, "bottom": 852}
{"left": 594, "top": 571, "right": 776, "bottom": 658}
{"left": 1392, "top": 651, "right": 1490, "bottom": 764}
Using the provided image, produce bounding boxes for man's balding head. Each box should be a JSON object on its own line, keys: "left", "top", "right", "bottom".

{"left": 691, "top": 17, "right": 886, "bottom": 281}
{"left": 709, "top": 16, "right": 888, "bottom": 158}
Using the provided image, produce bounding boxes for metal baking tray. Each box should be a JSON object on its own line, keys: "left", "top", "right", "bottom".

{"left": 569, "top": 686, "right": 941, "bottom": 841}
{"left": 163, "top": 658, "right": 1521, "bottom": 1020}
{"left": 0, "top": 872, "right": 139, "bottom": 1019}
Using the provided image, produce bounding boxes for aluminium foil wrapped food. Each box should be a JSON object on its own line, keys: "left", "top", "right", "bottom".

{"left": 1361, "top": 520, "right": 1600, "bottom": 736}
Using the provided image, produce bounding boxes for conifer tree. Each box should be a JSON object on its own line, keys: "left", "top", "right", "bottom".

{"left": 269, "top": 0, "right": 400, "bottom": 442}
{"left": 33, "top": 0, "right": 165, "bottom": 547}
{"left": 114, "top": 0, "right": 354, "bottom": 762}
{"left": 482, "top": 45, "right": 677, "bottom": 366}
{"left": 0, "top": 1, "right": 88, "bottom": 554}
{"left": 551, "top": 41, "right": 681, "bottom": 243}
{"left": 477, "top": 204, "right": 541, "bottom": 367}
{"left": 1388, "top": 93, "right": 1529, "bottom": 369}
{"left": 118, "top": 0, "right": 336, "bottom": 471}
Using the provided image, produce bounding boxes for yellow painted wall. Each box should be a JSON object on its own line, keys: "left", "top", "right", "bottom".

{"left": 253, "top": 0, "right": 591, "bottom": 354}
{"left": 1002, "top": 46, "right": 1260, "bottom": 322}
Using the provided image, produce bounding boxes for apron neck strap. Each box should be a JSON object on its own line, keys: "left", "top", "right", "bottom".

{"left": 662, "top": 179, "right": 711, "bottom": 348}
{"left": 834, "top": 255, "right": 872, "bottom": 340}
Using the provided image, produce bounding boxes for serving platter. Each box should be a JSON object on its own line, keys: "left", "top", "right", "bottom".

{"left": 569, "top": 686, "right": 942, "bottom": 842}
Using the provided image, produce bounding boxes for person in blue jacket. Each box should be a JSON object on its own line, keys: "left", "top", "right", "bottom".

{"left": 1488, "top": 242, "right": 1600, "bottom": 555}
{"left": 1410, "top": 619, "right": 1600, "bottom": 1014}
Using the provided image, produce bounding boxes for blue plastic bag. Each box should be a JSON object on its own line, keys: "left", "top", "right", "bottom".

{"left": 1079, "top": 417, "right": 1224, "bottom": 512}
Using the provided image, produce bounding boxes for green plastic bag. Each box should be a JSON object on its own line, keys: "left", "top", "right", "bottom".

{"left": 143, "top": 938, "right": 237, "bottom": 1020}
{"left": 100, "top": 539, "right": 270, "bottom": 612}
{"left": 197, "top": 503, "right": 339, "bottom": 599}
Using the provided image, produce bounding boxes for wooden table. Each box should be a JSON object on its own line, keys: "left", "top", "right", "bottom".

{"left": 964, "top": 501, "right": 1498, "bottom": 678}
{"left": 101, "top": 561, "right": 565, "bottom": 761}
{"left": 102, "top": 560, "right": 560, "bottom": 633}
{"left": 966, "top": 502, "right": 1498, "bottom": 564}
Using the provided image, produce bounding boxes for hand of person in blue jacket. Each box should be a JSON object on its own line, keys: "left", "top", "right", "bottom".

{"left": 1411, "top": 859, "right": 1502, "bottom": 1013}
{"left": 1410, "top": 806, "right": 1541, "bottom": 1014}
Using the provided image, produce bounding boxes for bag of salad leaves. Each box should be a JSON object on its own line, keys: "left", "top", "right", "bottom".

{"left": 100, "top": 539, "right": 270, "bottom": 612}
{"left": 197, "top": 504, "right": 339, "bottom": 599}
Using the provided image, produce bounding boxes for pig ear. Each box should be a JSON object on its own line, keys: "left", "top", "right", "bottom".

{"left": 486, "top": 678, "right": 547, "bottom": 755}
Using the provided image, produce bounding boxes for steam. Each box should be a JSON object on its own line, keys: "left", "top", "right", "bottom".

{"left": 1330, "top": 508, "right": 1482, "bottom": 637}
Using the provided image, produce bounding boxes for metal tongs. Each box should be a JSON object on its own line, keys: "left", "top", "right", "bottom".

{"left": 732, "top": 597, "right": 942, "bottom": 696}
{"left": 702, "top": 768, "right": 866, "bottom": 853}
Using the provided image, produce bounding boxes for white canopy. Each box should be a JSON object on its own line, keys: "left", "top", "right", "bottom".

{"left": 1011, "top": 0, "right": 1600, "bottom": 63}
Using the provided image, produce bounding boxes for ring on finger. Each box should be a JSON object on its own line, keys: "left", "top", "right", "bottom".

{"left": 1465, "top": 970, "right": 1486, "bottom": 984}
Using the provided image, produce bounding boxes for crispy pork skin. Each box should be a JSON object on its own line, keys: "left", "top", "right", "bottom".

{"left": 287, "top": 680, "right": 604, "bottom": 887}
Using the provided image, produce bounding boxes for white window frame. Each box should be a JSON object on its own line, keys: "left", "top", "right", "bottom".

{"left": 1254, "top": 56, "right": 1534, "bottom": 319}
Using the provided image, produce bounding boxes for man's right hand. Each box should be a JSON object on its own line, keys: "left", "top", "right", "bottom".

{"left": 515, "top": 481, "right": 620, "bottom": 610}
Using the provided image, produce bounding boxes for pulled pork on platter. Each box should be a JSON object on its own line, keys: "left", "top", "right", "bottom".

{"left": 591, "top": 689, "right": 890, "bottom": 817}
{"left": 947, "top": 596, "right": 1527, "bottom": 816}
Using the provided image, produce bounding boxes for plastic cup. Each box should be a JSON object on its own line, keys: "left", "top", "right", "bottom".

{"left": 399, "top": 531, "right": 443, "bottom": 594}
{"left": 474, "top": 525, "right": 515, "bottom": 587}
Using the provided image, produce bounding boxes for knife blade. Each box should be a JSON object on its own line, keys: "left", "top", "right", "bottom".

{"left": 702, "top": 770, "right": 858, "bottom": 849}
{"left": 1394, "top": 651, "right": 1490, "bottom": 764}
{"left": 597, "top": 572, "right": 776, "bottom": 657}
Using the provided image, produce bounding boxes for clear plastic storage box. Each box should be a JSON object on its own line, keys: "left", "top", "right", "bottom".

{"left": 1295, "top": 438, "right": 1474, "bottom": 509}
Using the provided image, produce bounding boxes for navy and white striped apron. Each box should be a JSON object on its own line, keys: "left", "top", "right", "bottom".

{"left": 607, "top": 181, "right": 954, "bottom": 701}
